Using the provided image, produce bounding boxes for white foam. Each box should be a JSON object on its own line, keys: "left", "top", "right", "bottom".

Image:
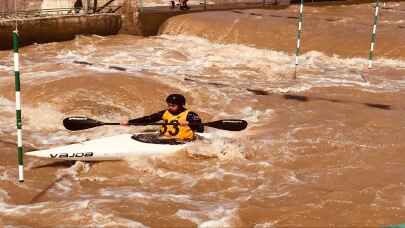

{"left": 48, "top": 34, "right": 405, "bottom": 114}
{"left": 240, "top": 107, "right": 274, "bottom": 123}
{"left": 6, "top": 200, "right": 103, "bottom": 222}
{"left": 51, "top": 178, "right": 73, "bottom": 195}
{"left": 254, "top": 222, "right": 278, "bottom": 228}
{"left": 101, "top": 190, "right": 154, "bottom": 199}
{"left": 36, "top": 132, "right": 78, "bottom": 144}
{"left": 0, "top": 189, "right": 9, "bottom": 202}
{"left": 100, "top": 188, "right": 192, "bottom": 204}
{"left": 56, "top": 161, "right": 90, "bottom": 180}
{"left": 79, "top": 176, "right": 109, "bottom": 182}
{"left": 20, "top": 69, "right": 72, "bottom": 83}
{"left": 0, "top": 201, "right": 46, "bottom": 216}
{"left": 26, "top": 162, "right": 89, "bottom": 198}
{"left": 380, "top": 19, "right": 405, "bottom": 25}
{"left": 91, "top": 211, "right": 149, "bottom": 228}
{"left": 56, "top": 50, "right": 89, "bottom": 62}
{"left": 266, "top": 191, "right": 290, "bottom": 199}
{"left": 0, "top": 169, "right": 13, "bottom": 182}
{"left": 187, "top": 133, "right": 246, "bottom": 160}
{"left": 155, "top": 169, "right": 197, "bottom": 187}
{"left": 0, "top": 97, "right": 73, "bottom": 146}
{"left": 176, "top": 209, "right": 204, "bottom": 224}
{"left": 0, "top": 97, "right": 15, "bottom": 112}
{"left": 176, "top": 206, "right": 241, "bottom": 228}
{"left": 203, "top": 168, "right": 225, "bottom": 180}
{"left": 24, "top": 103, "right": 65, "bottom": 131}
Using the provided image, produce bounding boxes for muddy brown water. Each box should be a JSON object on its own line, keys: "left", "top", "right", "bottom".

{"left": 1, "top": 2, "right": 405, "bottom": 227}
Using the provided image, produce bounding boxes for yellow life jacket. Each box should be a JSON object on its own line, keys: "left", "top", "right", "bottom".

{"left": 160, "top": 110, "right": 194, "bottom": 140}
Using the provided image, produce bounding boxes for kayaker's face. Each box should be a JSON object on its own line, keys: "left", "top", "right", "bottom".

{"left": 167, "top": 103, "right": 179, "bottom": 113}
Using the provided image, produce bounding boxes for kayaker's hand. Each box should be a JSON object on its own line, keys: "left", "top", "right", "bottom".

{"left": 177, "top": 120, "right": 189, "bottom": 126}
{"left": 120, "top": 119, "right": 129, "bottom": 126}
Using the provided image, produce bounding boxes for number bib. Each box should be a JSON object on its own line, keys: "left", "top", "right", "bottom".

{"left": 160, "top": 110, "right": 194, "bottom": 140}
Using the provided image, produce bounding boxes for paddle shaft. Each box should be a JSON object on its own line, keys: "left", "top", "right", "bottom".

{"left": 104, "top": 123, "right": 120, "bottom": 125}
{"left": 104, "top": 122, "right": 194, "bottom": 126}
{"left": 63, "top": 116, "right": 247, "bottom": 131}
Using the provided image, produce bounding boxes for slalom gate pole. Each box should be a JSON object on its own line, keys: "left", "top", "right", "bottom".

{"left": 368, "top": 0, "right": 380, "bottom": 69}
{"left": 294, "top": 0, "right": 304, "bottom": 79}
{"left": 13, "top": 30, "right": 24, "bottom": 182}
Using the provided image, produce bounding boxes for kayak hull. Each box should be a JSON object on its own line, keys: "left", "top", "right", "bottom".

{"left": 26, "top": 133, "right": 189, "bottom": 161}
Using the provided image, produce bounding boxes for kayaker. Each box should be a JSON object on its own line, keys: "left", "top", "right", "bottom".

{"left": 121, "top": 94, "right": 203, "bottom": 141}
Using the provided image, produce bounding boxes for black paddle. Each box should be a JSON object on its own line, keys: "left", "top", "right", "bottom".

{"left": 63, "top": 116, "right": 248, "bottom": 132}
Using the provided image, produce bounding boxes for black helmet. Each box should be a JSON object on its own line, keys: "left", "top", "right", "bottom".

{"left": 166, "top": 94, "right": 186, "bottom": 106}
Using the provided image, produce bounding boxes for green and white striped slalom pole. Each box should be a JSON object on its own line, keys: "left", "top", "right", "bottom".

{"left": 294, "top": 0, "right": 304, "bottom": 79}
{"left": 368, "top": 0, "right": 380, "bottom": 69}
{"left": 138, "top": 0, "right": 144, "bottom": 13}
{"left": 13, "top": 30, "right": 24, "bottom": 182}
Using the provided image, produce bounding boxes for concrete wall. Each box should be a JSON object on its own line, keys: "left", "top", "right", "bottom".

{"left": 0, "top": 14, "right": 121, "bottom": 50}
{"left": 120, "top": 0, "right": 143, "bottom": 34}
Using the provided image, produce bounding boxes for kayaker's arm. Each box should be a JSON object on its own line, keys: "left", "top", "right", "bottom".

{"left": 187, "top": 112, "right": 204, "bottom": 133}
{"left": 128, "top": 110, "right": 165, "bottom": 125}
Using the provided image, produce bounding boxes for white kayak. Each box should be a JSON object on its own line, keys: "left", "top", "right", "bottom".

{"left": 26, "top": 133, "right": 196, "bottom": 161}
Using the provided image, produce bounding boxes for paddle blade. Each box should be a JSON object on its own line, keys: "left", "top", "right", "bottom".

{"left": 63, "top": 116, "right": 104, "bottom": 131}
{"left": 204, "top": 119, "right": 248, "bottom": 131}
